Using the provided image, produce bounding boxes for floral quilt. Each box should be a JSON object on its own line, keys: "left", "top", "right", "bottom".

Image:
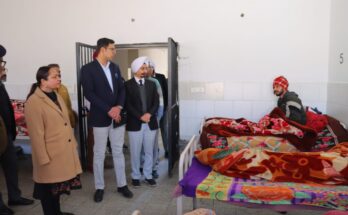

{"left": 200, "top": 108, "right": 318, "bottom": 151}
{"left": 195, "top": 142, "right": 348, "bottom": 185}
{"left": 11, "top": 99, "right": 28, "bottom": 137}
{"left": 206, "top": 134, "right": 298, "bottom": 152}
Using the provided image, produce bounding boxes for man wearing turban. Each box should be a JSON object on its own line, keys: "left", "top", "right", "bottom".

{"left": 125, "top": 56, "right": 159, "bottom": 187}
{"left": 273, "top": 76, "right": 307, "bottom": 125}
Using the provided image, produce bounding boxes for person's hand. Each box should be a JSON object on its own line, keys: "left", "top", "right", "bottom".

{"left": 114, "top": 106, "right": 121, "bottom": 119}
{"left": 107, "top": 108, "right": 115, "bottom": 118}
{"left": 114, "top": 114, "right": 121, "bottom": 123}
{"left": 108, "top": 106, "right": 122, "bottom": 120}
{"left": 140, "top": 113, "right": 151, "bottom": 123}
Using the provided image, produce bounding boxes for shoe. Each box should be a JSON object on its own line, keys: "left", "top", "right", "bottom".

{"left": 117, "top": 186, "right": 133, "bottom": 198}
{"left": 0, "top": 205, "right": 14, "bottom": 215}
{"left": 93, "top": 189, "right": 104, "bottom": 203}
{"left": 8, "top": 197, "right": 34, "bottom": 206}
{"left": 144, "top": 178, "right": 156, "bottom": 187}
{"left": 132, "top": 179, "right": 141, "bottom": 188}
{"left": 152, "top": 170, "right": 159, "bottom": 179}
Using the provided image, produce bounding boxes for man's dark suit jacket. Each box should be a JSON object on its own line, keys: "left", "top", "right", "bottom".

{"left": 154, "top": 73, "right": 168, "bottom": 109}
{"left": 0, "top": 83, "right": 16, "bottom": 140}
{"left": 80, "top": 60, "right": 125, "bottom": 127}
{"left": 125, "top": 78, "right": 159, "bottom": 131}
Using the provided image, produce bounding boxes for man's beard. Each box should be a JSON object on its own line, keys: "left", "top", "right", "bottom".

{"left": 274, "top": 89, "right": 283, "bottom": 97}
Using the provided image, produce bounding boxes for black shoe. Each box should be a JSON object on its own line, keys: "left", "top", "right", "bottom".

{"left": 93, "top": 189, "right": 104, "bottom": 203}
{"left": 132, "top": 179, "right": 141, "bottom": 188}
{"left": 144, "top": 178, "right": 156, "bottom": 187}
{"left": 152, "top": 170, "right": 159, "bottom": 179}
{"left": 0, "top": 205, "right": 14, "bottom": 215}
{"left": 8, "top": 197, "right": 34, "bottom": 206}
{"left": 117, "top": 186, "right": 133, "bottom": 198}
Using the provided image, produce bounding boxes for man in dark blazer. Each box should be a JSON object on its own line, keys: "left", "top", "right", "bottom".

{"left": 0, "top": 44, "right": 34, "bottom": 215}
{"left": 125, "top": 56, "right": 159, "bottom": 187}
{"left": 80, "top": 38, "right": 133, "bottom": 202}
{"left": 147, "top": 60, "right": 168, "bottom": 157}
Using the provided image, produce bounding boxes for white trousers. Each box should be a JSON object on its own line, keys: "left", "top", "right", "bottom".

{"left": 128, "top": 124, "right": 156, "bottom": 180}
{"left": 140, "top": 119, "right": 160, "bottom": 171}
{"left": 93, "top": 125, "right": 127, "bottom": 189}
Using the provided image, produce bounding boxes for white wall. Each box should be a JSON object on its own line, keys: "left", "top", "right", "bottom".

{"left": 327, "top": 0, "right": 348, "bottom": 126}
{"left": 0, "top": 0, "right": 331, "bottom": 139}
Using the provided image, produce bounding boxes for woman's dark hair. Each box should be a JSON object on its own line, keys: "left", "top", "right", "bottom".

{"left": 26, "top": 66, "right": 53, "bottom": 100}
{"left": 96, "top": 38, "right": 114, "bottom": 52}
{"left": 47, "top": 63, "right": 59, "bottom": 68}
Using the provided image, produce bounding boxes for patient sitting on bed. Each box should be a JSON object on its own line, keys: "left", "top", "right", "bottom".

{"left": 273, "top": 75, "right": 307, "bottom": 125}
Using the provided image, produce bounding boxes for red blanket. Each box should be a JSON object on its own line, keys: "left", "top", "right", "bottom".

{"left": 201, "top": 108, "right": 317, "bottom": 151}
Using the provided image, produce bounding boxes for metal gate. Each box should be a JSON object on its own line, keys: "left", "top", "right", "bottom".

{"left": 76, "top": 42, "right": 96, "bottom": 169}
{"left": 167, "top": 38, "right": 180, "bottom": 176}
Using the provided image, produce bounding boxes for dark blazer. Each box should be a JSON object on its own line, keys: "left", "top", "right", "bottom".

{"left": 0, "top": 83, "right": 16, "bottom": 140}
{"left": 154, "top": 73, "right": 168, "bottom": 109}
{"left": 80, "top": 60, "right": 125, "bottom": 127}
{"left": 125, "top": 78, "right": 159, "bottom": 131}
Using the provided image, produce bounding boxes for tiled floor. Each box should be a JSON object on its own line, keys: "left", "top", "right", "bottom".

{"left": 1, "top": 140, "right": 327, "bottom": 215}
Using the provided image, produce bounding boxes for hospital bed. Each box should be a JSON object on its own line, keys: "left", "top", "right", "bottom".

{"left": 176, "top": 112, "right": 348, "bottom": 215}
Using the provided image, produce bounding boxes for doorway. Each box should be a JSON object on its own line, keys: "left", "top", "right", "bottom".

{"left": 75, "top": 38, "right": 179, "bottom": 176}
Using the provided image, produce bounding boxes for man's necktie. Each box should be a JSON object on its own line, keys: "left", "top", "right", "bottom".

{"left": 139, "top": 79, "right": 143, "bottom": 86}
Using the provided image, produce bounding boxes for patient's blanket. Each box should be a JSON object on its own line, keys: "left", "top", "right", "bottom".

{"left": 201, "top": 108, "right": 318, "bottom": 151}
{"left": 195, "top": 142, "right": 348, "bottom": 185}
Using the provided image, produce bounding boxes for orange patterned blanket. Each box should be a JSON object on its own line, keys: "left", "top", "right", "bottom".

{"left": 195, "top": 142, "right": 348, "bottom": 185}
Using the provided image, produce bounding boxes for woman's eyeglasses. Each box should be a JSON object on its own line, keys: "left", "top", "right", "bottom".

{"left": 0, "top": 60, "right": 6, "bottom": 67}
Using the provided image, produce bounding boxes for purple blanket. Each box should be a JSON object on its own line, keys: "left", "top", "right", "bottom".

{"left": 179, "top": 158, "right": 211, "bottom": 197}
